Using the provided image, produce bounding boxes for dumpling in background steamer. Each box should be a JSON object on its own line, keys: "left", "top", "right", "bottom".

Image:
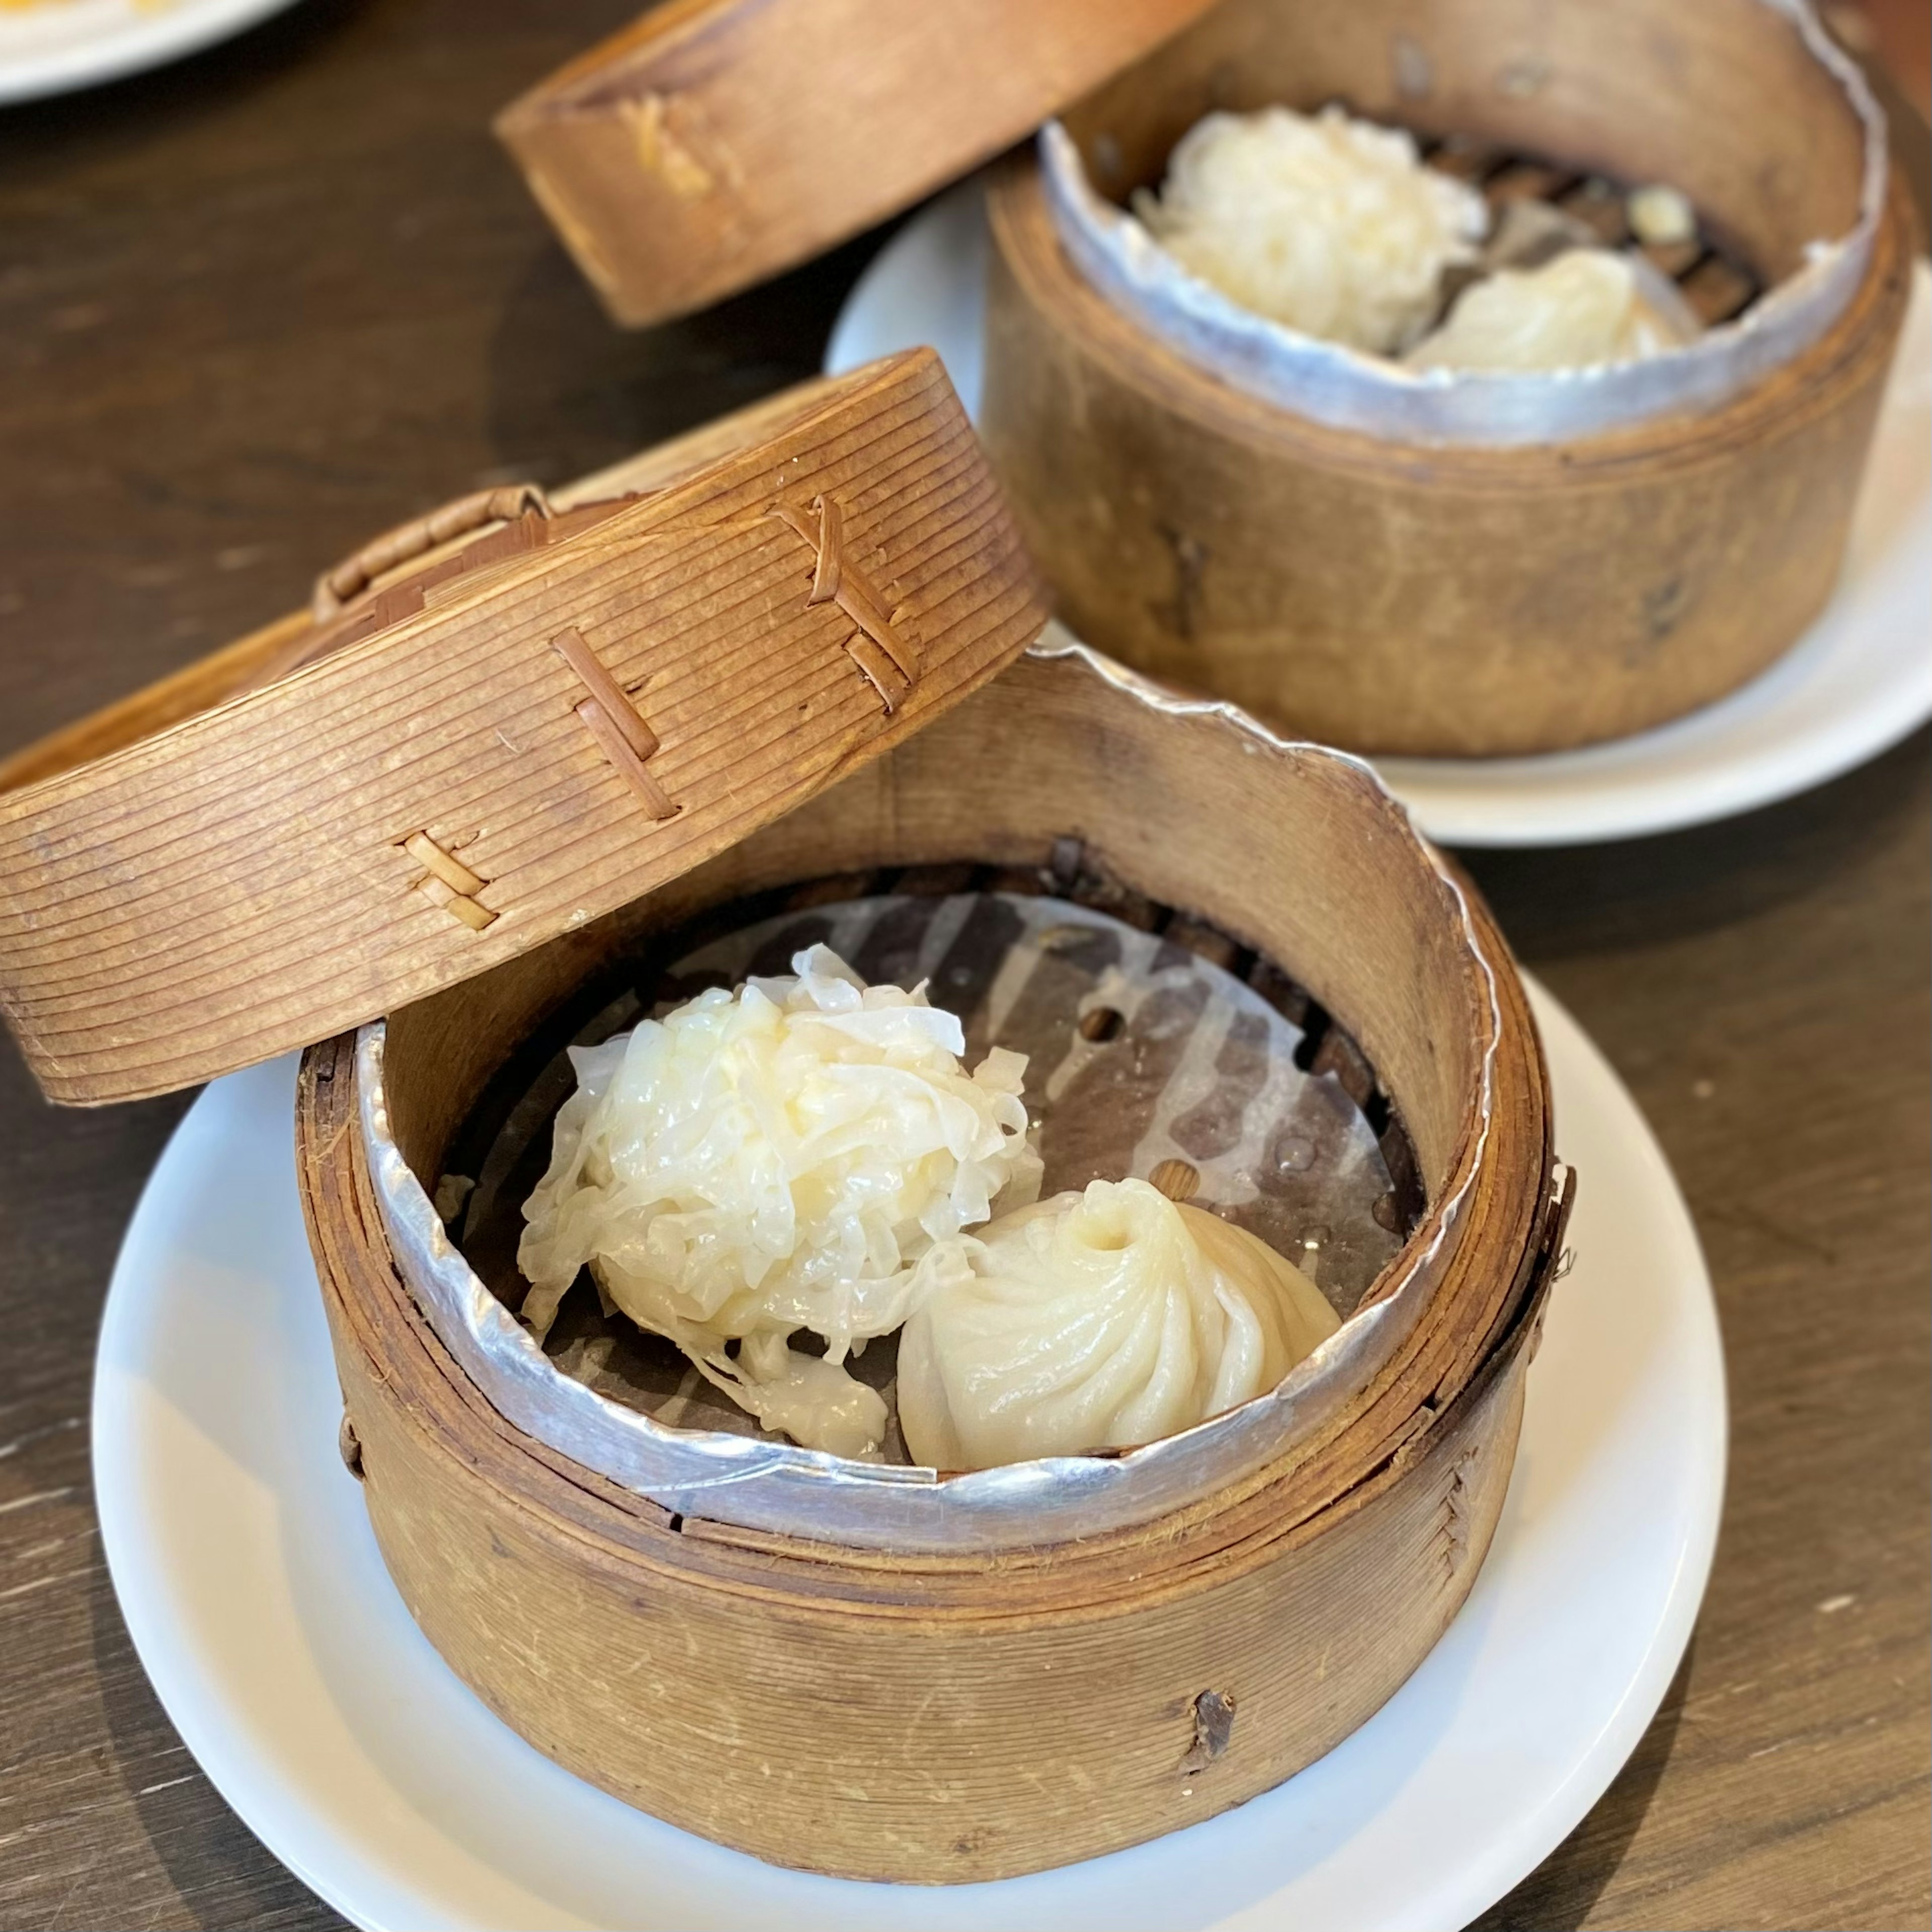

{"left": 897, "top": 1177, "right": 1340, "bottom": 1471}
{"left": 1131, "top": 103, "right": 1488, "bottom": 355}
{"left": 1405, "top": 248, "right": 1697, "bottom": 373}
{"left": 517, "top": 944, "right": 1040, "bottom": 1458}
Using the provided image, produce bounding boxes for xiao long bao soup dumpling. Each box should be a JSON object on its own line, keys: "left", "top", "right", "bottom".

{"left": 1121, "top": 102, "right": 1702, "bottom": 375}
{"left": 898, "top": 1178, "right": 1341, "bottom": 1471}
{"left": 517, "top": 945, "right": 1041, "bottom": 1459}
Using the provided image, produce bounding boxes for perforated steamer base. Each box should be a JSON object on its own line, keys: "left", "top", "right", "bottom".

{"left": 1417, "top": 135, "right": 1765, "bottom": 324}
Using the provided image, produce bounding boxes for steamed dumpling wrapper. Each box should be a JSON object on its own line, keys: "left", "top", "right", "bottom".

{"left": 518, "top": 944, "right": 1040, "bottom": 1457}
{"left": 1405, "top": 248, "right": 1695, "bottom": 373}
{"left": 897, "top": 1178, "right": 1341, "bottom": 1470}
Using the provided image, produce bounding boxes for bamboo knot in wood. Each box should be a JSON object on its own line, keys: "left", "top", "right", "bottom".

{"left": 552, "top": 626, "right": 679, "bottom": 822}
{"left": 401, "top": 831, "right": 497, "bottom": 932}
{"left": 769, "top": 494, "right": 921, "bottom": 713}
{"left": 1178, "top": 1689, "right": 1237, "bottom": 1777}
{"left": 1438, "top": 1448, "right": 1482, "bottom": 1580}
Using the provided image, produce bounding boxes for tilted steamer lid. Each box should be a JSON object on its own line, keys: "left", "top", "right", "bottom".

{"left": 0, "top": 350, "right": 1052, "bottom": 1106}
{"left": 495, "top": 0, "right": 1221, "bottom": 329}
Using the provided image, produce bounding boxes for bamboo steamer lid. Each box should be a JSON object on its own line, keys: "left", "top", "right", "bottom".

{"left": 0, "top": 350, "right": 1052, "bottom": 1106}
{"left": 495, "top": 0, "right": 1221, "bottom": 328}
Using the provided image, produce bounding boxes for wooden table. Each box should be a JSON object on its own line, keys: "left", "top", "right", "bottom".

{"left": 0, "top": 5, "right": 1924, "bottom": 1926}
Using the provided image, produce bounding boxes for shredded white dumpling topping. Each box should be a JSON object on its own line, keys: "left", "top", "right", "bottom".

{"left": 518, "top": 944, "right": 1040, "bottom": 1459}
{"left": 896, "top": 1178, "right": 1340, "bottom": 1471}
{"left": 1405, "top": 249, "right": 1684, "bottom": 372}
{"left": 1132, "top": 103, "right": 1488, "bottom": 355}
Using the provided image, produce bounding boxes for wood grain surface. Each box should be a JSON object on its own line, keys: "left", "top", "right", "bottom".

{"left": 0, "top": 2, "right": 1924, "bottom": 1928}
{"left": 497, "top": 0, "right": 1220, "bottom": 328}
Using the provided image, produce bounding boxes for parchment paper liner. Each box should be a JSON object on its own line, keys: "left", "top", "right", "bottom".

{"left": 357, "top": 635, "right": 1504, "bottom": 1553}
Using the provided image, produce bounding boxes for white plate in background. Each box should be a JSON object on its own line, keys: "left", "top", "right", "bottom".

{"left": 826, "top": 181, "right": 1932, "bottom": 848}
{"left": 0, "top": 0, "right": 300, "bottom": 106}
{"left": 94, "top": 979, "right": 1724, "bottom": 1931}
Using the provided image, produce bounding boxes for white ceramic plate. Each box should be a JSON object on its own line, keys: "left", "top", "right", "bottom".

{"left": 94, "top": 978, "right": 1724, "bottom": 1932}
{"left": 826, "top": 182, "right": 1932, "bottom": 848}
{"left": 0, "top": 0, "right": 300, "bottom": 105}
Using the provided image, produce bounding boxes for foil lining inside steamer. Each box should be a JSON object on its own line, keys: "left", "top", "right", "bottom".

{"left": 1038, "top": 0, "right": 1887, "bottom": 446}
{"left": 358, "top": 639, "right": 1505, "bottom": 1552}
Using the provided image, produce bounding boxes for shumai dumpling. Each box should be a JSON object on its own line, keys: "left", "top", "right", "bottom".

{"left": 1132, "top": 103, "right": 1488, "bottom": 354}
{"left": 897, "top": 1177, "right": 1340, "bottom": 1470}
{"left": 518, "top": 944, "right": 1040, "bottom": 1458}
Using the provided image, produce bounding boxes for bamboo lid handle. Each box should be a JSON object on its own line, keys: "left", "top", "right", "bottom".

{"left": 311, "top": 483, "right": 553, "bottom": 621}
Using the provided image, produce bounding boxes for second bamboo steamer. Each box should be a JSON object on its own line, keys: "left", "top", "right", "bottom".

{"left": 979, "top": 0, "right": 1913, "bottom": 756}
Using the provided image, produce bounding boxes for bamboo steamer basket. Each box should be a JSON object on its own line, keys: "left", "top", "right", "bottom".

{"left": 496, "top": 0, "right": 1221, "bottom": 329}
{"left": 979, "top": 0, "right": 1916, "bottom": 757}
{"left": 297, "top": 633, "right": 1567, "bottom": 1880}
{"left": 0, "top": 355, "right": 1568, "bottom": 1882}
